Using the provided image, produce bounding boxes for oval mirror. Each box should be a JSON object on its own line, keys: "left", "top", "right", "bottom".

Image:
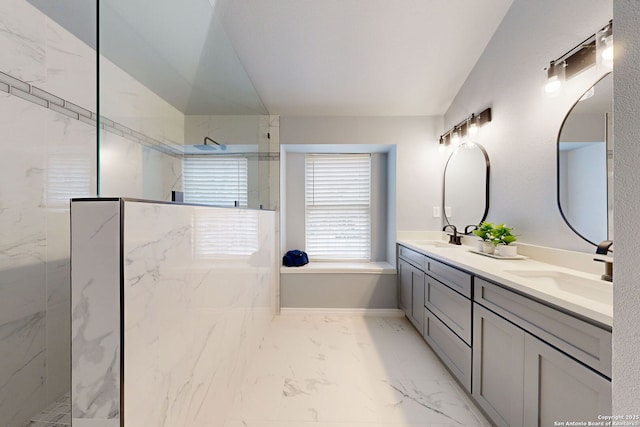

{"left": 557, "top": 73, "right": 612, "bottom": 246}
{"left": 443, "top": 143, "right": 490, "bottom": 230}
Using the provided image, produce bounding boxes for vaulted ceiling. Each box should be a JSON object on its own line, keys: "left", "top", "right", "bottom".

{"left": 217, "top": 0, "right": 513, "bottom": 116}
{"left": 30, "top": 0, "right": 513, "bottom": 117}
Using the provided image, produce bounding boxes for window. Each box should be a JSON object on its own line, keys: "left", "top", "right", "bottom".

{"left": 46, "top": 146, "right": 92, "bottom": 208}
{"left": 192, "top": 209, "right": 258, "bottom": 258}
{"left": 183, "top": 157, "right": 248, "bottom": 207}
{"left": 305, "top": 154, "right": 371, "bottom": 260}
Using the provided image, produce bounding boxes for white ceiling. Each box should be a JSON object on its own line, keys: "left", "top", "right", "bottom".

{"left": 31, "top": 0, "right": 513, "bottom": 117}
{"left": 218, "top": 0, "right": 513, "bottom": 116}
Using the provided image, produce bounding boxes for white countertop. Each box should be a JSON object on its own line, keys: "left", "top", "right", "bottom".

{"left": 397, "top": 238, "right": 613, "bottom": 328}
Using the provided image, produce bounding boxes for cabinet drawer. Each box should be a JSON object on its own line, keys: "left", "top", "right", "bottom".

{"left": 426, "top": 257, "right": 472, "bottom": 297}
{"left": 398, "top": 245, "right": 426, "bottom": 270}
{"left": 425, "top": 276, "right": 472, "bottom": 345}
{"left": 424, "top": 308, "right": 472, "bottom": 392}
{"left": 474, "top": 277, "right": 612, "bottom": 378}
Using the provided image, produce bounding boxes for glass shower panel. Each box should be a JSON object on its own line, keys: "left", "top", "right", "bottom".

{"left": 98, "top": 0, "right": 276, "bottom": 207}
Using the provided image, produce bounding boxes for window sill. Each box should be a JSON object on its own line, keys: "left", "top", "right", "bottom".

{"left": 280, "top": 261, "right": 396, "bottom": 275}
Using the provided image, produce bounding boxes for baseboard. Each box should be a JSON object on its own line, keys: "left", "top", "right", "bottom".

{"left": 279, "top": 307, "right": 405, "bottom": 317}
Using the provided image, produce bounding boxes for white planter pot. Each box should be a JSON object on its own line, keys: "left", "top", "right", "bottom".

{"left": 482, "top": 241, "right": 495, "bottom": 254}
{"left": 476, "top": 240, "right": 485, "bottom": 252}
{"left": 497, "top": 244, "right": 517, "bottom": 257}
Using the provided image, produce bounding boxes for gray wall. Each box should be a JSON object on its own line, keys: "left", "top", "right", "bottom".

{"left": 444, "top": 0, "right": 612, "bottom": 252}
{"left": 613, "top": 0, "right": 640, "bottom": 414}
{"left": 281, "top": 116, "right": 445, "bottom": 233}
{"left": 281, "top": 273, "right": 397, "bottom": 309}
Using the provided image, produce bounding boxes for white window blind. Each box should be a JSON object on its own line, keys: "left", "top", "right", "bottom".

{"left": 183, "top": 157, "right": 248, "bottom": 207}
{"left": 46, "top": 147, "right": 92, "bottom": 208}
{"left": 192, "top": 209, "right": 258, "bottom": 258}
{"left": 305, "top": 154, "right": 371, "bottom": 260}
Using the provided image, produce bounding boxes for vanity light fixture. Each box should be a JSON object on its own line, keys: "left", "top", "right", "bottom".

{"left": 438, "top": 108, "right": 492, "bottom": 148}
{"left": 543, "top": 21, "right": 613, "bottom": 96}
{"left": 596, "top": 21, "right": 613, "bottom": 68}
{"left": 451, "top": 127, "right": 461, "bottom": 146}
{"left": 544, "top": 60, "right": 565, "bottom": 95}
{"left": 467, "top": 114, "right": 479, "bottom": 137}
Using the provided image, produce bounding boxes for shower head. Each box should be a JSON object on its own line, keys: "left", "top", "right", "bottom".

{"left": 194, "top": 136, "right": 227, "bottom": 151}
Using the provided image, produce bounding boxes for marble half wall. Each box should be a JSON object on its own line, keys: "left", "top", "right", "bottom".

{"left": 71, "top": 199, "right": 277, "bottom": 427}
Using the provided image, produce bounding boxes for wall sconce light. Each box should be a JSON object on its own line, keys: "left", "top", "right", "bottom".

{"left": 544, "top": 60, "right": 565, "bottom": 95}
{"left": 596, "top": 20, "right": 613, "bottom": 68}
{"left": 543, "top": 21, "right": 612, "bottom": 96}
{"left": 451, "top": 126, "right": 461, "bottom": 146}
{"left": 438, "top": 108, "right": 491, "bottom": 148}
{"left": 467, "top": 114, "right": 479, "bottom": 137}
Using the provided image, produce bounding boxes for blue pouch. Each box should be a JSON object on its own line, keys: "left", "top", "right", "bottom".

{"left": 283, "top": 250, "right": 309, "bottom": 267}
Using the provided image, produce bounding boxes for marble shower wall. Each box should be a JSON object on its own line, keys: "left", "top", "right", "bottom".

{"left": 0, "top": 1, "right": 97, "bottom": 426}
{"left": 0, "top": 2, "right": 184, "bottom": 426}
{"left": 0, "top": 93, "right": 97, "bottom": 427}
{"left": 71, "top": 199, "right": 277, "bottom": 427}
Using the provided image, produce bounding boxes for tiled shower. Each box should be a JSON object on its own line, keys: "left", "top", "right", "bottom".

{"left": 0, "top": 1, "right": 182, "bottom": 425}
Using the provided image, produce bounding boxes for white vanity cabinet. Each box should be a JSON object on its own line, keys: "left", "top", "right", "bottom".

{"left": 397, "top": 246, "right": 426, "bottom": 332}
{"left": 473, "top": 278, "right": 612, "bottom": 426}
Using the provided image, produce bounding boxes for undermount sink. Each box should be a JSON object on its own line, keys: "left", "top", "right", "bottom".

{"left": 409, "top": 240, "right": 452, "bottom": 248}
{"left": 503, "top": 269, "right": 612, "bottom": 304}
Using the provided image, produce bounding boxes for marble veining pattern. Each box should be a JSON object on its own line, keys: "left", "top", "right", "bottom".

{"left": 1, "top": 1, "right": 182, "bottom": 425}
{"left": 71, "top": 200, "right": 276, "bottom": 427}
{"left": 33, "top": 316, "right": 486, "bottom": 427}
{"left": 1, "top": 89, "right": 97, "bottom": 426}
{"left": 23, "top": 393, "right": 70, "bottom": 426}
{"left": 70, "top": 201, "right": 121, "bottom": 423}
{"left": 122, "top": 202, "right": 276, "bottom": 426}
{"left": 224, "top": 314, "right": 489, "bottom": 427}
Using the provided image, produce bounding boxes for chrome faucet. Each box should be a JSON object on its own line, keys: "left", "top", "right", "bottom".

{"left": 443, "top": 224, "right": 462, "bottom": 245}
{"left": 594, "top": 240, "right": 613, "bottom": 282}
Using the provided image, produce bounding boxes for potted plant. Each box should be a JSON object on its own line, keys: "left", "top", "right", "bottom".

{"left": 492, "top": 223, "right": 518, "bottom": 257}
{"left": 472, "top": 222, "right": 494, "bottom": 253}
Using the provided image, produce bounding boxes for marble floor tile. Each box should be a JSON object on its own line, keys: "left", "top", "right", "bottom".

{"left": 225, "top": 314, "right": 489, "bottom": 427}
{"left": 30, "top": 315, "right": 489, "bottom": 427}
{"left": 23, "top": 393, "right": 70, "bottom": 426}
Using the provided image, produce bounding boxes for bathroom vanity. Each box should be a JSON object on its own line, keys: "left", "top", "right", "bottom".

{"left": 397, "top": 239, "right": 612, "bottom": 427}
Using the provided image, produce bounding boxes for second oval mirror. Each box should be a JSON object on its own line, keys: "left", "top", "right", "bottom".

{"left": 557, "top": 73, "right": 612, "bottom": 246}
{"left": 443, "top": 143, "right": 490, "bottom": 230}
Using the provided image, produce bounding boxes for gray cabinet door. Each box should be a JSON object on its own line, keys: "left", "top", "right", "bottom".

{"left": 473, "top": 304, "right": 525, "bottom": 427}
{"left": 424, "top": 308, "right": 472, "bottom": 392}
{"left": 425, "top": 275, "right": 472, "bottom": 345}
{"left": 398, "top": 258, "right": 424, "bottom": 331}
{"left": 411, "top": 269, "right": 425, "bottom": 332}
{"left": 523, "top": 334, "right": 612, "bottom": 426}
{"left": 398, "top": 258, "right": 412, "bottom": 315}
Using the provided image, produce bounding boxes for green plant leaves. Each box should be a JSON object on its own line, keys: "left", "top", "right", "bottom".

{"left": 473, "top": 221, "right": 517, "bottom": 245}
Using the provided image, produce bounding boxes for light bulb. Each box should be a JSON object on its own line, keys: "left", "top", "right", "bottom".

{"left": 602, "top": 36, "right": 613, "bottom": 61}
{"left": 451, "top": 129, "right": 460, "bottom": 146}
{"left": 545, "top": 75, "right": 561, "bottom": 94}
{"left": 544, "top": 60, "right": 564, "bottom": 96}
{"left": 596, "top": 22, "right": 614, "bottom": 69}
{"left": 468, "top": 116, "right": 478, "bottom": 137}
